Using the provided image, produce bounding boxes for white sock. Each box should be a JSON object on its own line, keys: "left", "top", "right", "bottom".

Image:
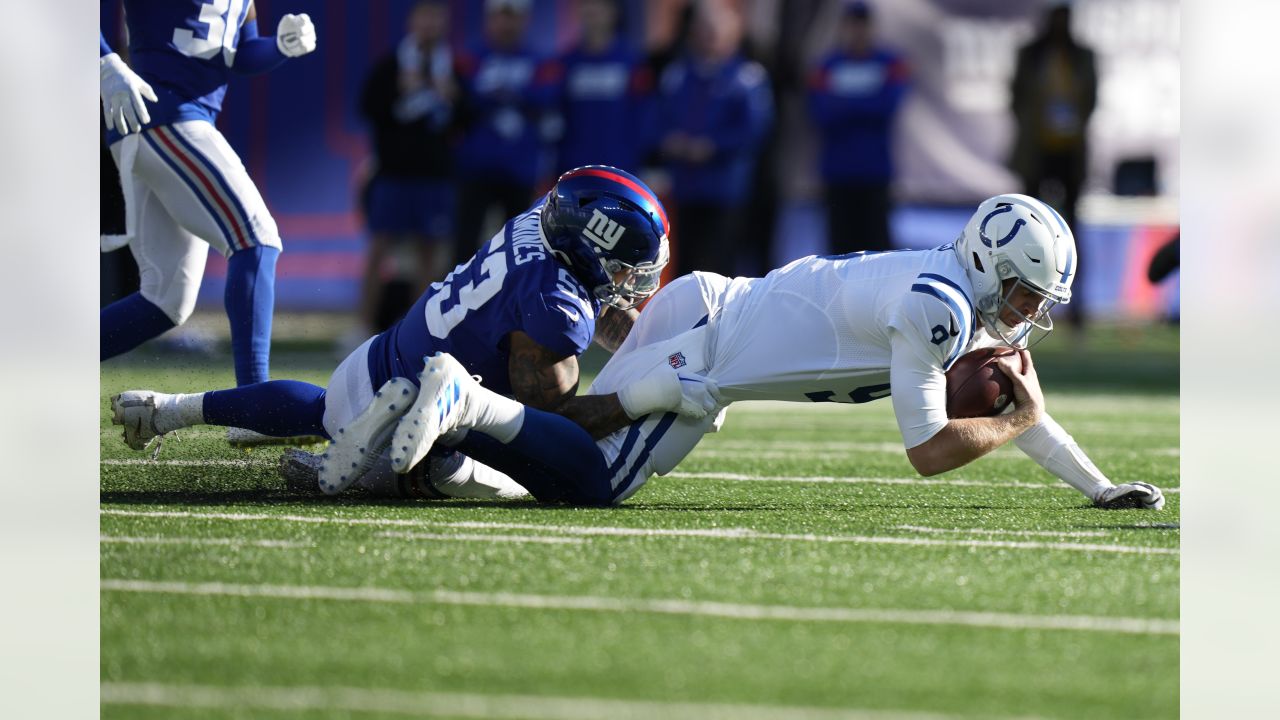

{"left": 1013, "top": 413, "right": 1112, "bottom": 500}
{"left": 430, "top": 454, "right": 528, "bottom": 500}
{"left": 155, "top": 393, "right": 207, "bottom": 434}
{"left": 462, "top": 384, "right": 525, "bottom": 444}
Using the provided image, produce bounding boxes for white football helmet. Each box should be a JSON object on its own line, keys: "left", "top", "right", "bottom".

{"left": 954, "top": 194, "right": 1076, "bottom": 347}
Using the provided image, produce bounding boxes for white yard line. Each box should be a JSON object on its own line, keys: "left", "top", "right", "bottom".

{"left": 376, "top": 531, "right": 585, "bottom": 545}
{"left": 666, "top": 471, "right": 1183, "bottom": 494}
{"left": 892, "top": 526, "right": 1111, "bottom": 538}
{"left": 102, "top": 509, "right": 1178, "bottom": 556}
{"left": 99, "top": 579, "right": 1179, "bottom": 636}
{"left": 100, "top": 535, "right": 311, "bottom": 549}
{"left": 98, "top": 459, "right": 1182, "bottom": 494}
{"left": 99, "top": 681, "right": 1003, "bottom": 720}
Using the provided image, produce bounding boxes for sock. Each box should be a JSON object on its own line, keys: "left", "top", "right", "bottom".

{"left": 202, "top": 380, "right": 329, "bottom": 438}
{"left": 458, "top": 382, "right": 525, "bottom": 443}
{"left": 430, "top": 452, "right": 529, "bottom": 500}
{"left": 454, "top": 407, "right": 612, "bottom": 505}
{"left": 153, "top": 393, "right": 208, "bottom": 434}
{"left": 225, "top": 245, "right": 279, "bottom": 386}
{"left": 1013, "top": 413, "right": 1111, "bottom": 500}
{"left": 101, "top": 293, "right": 177, "bottom": 360}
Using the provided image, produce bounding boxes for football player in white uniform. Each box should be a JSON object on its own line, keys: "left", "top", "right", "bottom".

{"left": 286, "top": 193, "right": 1166, "bottom": 509}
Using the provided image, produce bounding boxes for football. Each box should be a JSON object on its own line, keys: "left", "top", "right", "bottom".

{"left": 945, "top": 348, "right": 1020, "bottom": 418}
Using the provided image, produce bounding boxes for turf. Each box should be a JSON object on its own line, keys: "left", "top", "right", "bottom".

{"left": 100, "top": 331, "right": 1179, "bottom": 720}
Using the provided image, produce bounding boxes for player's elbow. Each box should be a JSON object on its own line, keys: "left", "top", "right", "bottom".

{"left": 905, "top": 445, "right": 947, "bottom": 477}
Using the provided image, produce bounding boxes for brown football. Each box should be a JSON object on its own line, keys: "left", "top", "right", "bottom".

{"left": 945, "top": 348, "right": 1020, "bottom": 418}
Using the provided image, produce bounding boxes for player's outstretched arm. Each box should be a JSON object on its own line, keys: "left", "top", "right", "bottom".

{"left": 231, "top": 4, "right": 316, "bottom": 75}
{"left": 508, "top": 332, "right": 718, "bottom": 440}
{"left": 1014, "top": 413, "right": 1166, "bottom": 510}
{"left": 904, "top": 351, "right": 1043, "bottom": 476}
{"left": 99, "top": 31, "right": 157, "bottom": 134}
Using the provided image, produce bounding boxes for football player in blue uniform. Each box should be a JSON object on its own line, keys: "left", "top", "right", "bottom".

{"left": 99, "top": 1, "right": 316, "bottom": 444}
{"left": 110, "top": 167, "right": 717, "bottom": 503}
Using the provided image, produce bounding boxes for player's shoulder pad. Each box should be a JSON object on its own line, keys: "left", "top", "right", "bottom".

{"left": 903, "top": 272, "right": 978, "bottom": 370}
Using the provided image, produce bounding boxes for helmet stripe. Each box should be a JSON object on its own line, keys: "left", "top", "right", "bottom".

{"left": 558, "top": 167, "right": 670, "bottom": 236}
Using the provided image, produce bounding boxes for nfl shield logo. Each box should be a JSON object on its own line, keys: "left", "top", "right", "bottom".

{"left": 668, "top": 352, "right": 687, "bottom": 369}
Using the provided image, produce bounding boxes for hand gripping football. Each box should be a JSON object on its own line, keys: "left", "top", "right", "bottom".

{"left": 945, "top": 348, "right": 1020, "bottom": 418}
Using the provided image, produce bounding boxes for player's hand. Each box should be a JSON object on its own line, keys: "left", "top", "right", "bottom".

{"left": 100, "top": 53, "right": 157, "bottom": 135}
{"left": 995, "top": 349, "right": 1043, "bottom": 421}
{"left": 618, "top": 364, "right": 718, "bottom": 420}
{"left": 676, "top": 372, "right": 722, "bottom": 419}
{"left": 1095, "top": 481, "right": 1165, "bottom": 510}
{"left": 276, "top": 13, "right": 317, "bottom": 57}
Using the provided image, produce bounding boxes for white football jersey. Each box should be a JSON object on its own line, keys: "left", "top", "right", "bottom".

{"left": 704, "top": 246, "right": 998, "bottom": 448}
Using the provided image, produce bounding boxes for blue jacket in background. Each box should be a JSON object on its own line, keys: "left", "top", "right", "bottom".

{"left": 554, "top": 41, "right": 654, "bottom": 174}
{"left": 654, "top": 54, "right": 773, "bottom": 205}
{"left": 807, "top": 48, "right": 909, "bottom": 184}
{"left": 454, "top": 45, "right": 561, "bottom": 187}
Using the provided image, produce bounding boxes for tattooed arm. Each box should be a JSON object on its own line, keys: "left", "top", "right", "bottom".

{"left": 593, "top": 305, "right": 639, "bottom": 353}
{"left": 507, "top": 331, "right": 633, "bottom": 439}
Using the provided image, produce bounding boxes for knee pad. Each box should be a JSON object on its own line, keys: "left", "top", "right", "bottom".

{"left": 139, "top": 274, "right": 200, "bottom": 325}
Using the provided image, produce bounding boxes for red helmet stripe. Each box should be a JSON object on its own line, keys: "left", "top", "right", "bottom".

{"left": 559, "top": 167, "right": 669, "bottom": 236}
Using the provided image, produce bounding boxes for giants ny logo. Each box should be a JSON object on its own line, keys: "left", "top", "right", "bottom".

{"left": 583, "top": 209, "right": 626, "bottom": 250}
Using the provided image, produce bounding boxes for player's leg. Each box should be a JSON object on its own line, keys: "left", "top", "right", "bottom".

{"left": 136, "top": 121, "right": 283, "bottom": 386}
{"left": 101, "top": 137, "right": 208, "bottom": 359}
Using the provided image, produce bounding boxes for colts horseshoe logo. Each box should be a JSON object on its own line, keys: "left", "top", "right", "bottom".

{"left": 978, "top": 205, "right": 1026, "bottom": 248}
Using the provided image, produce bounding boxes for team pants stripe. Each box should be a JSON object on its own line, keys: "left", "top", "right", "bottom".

{"left": 164, "top": 124, "right": 260, "bottom": 248}
{"left": 610, "top": 412, "right": 679, "bottom": 502}
{"left": 142, "top": 130, "right": 239, "bottom": 249}
{"left": 147, "top": 127, "right": 250, "bottom": 250}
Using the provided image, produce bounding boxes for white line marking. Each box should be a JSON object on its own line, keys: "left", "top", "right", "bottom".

{"left": 666, "top": 471, "right": 1182, "bottom": 494}
{"left": 101, "top": 509, "right": 1178, "bottom": 555}
{"left": 101, "top": 459, "right": 1181, "bottom": 494}
{"left": 99, "top": 681, "right": 999, "bottom": 720}
{"left": 893, "top": 525, "right": 1111, "bottom": 538}
{"left": 100, "top": 579, "right": 1179, "bottom": 636}
{"left": 100, "top": 535, "right": 311, "bottom": 549}
{"left": 376, "top": 531, "right": 585, "bottom": 545}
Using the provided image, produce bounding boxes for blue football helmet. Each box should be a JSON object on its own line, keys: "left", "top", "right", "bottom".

{"left": 540, "top": 165, "right": 671, "bottom": 310}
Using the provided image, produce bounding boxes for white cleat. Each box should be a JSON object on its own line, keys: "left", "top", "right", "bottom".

{"left": 317, "top": 377, "right": 418, "bottom": 495}
{"left": 390, "top": 352, "right": 477, "bottom": 475}
{"left": 227, "top": 426, "right": 325, "bottom": 448}
{"left": 110, "top": 391, "right": 166, "bottom": 451}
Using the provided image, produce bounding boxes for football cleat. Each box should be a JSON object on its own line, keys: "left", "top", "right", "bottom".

{"left": 317, "top": 377, "right": 418, "bottom": 496}
{"left": 227, "top": 426, "right": 325, "bottom": 448}
{"left": 389, "top": 352, "right": 479, "bottom": 475}
{"left": 110, "top": 391, "right": 165, "bottom": 452}
{"left": 279, "top": 448, "right": 324, "bottom": 494}
{"left": 1095, "top": 482, "right": 1165, "bottom": 510}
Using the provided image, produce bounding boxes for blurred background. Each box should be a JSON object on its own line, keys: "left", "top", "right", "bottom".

{"left": 100, "top": 0, "right": 1180, "bottom": 351}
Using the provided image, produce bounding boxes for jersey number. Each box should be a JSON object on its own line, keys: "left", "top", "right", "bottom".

{"left": 805, "top": 383, "right": 892, "bottom": 404}
{"left": 425, "top": 244, "right": 510, "bottom": 339}
{"left": 173, "top": 0, "right": 246, "bottom": 65}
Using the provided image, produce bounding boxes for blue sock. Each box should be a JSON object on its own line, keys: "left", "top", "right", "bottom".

{"left": 225, "top": 245, "right": 279, "bottom": 386}
{"left": 203, "top": 380, "right": 329, "bottom": 438}
{"left": 454, "top": 407, "right": 613, "bottom": 505}
{"left": 101, "top": 293, "right": 177, "bottom": 360}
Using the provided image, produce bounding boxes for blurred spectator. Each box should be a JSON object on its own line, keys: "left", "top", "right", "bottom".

{"left": 555, "top": 0, "right": 654, "bottom": 174}
{"left": 1010, "top": 1, "right": 1097, "bottom": 328}
{"left": 807, "top": 0, "right": 908, "bottom": 254}
{"left": 654, "top": 0, "right": 772, "bottom": 277}
{"left": 357, "top": 0, "right": 457, "bottom": 336}
{"left": 453, "top": 0, "right": 561, "bottom": 259}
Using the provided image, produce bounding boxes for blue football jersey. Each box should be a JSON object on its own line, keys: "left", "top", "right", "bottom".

{"left": 112, "top": 0, "right": 253, "bottom": 135}
{"left": 367, "top": 198, "right": 600, "bottom": 397}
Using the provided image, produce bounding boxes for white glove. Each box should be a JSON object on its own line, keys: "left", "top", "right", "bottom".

{"left": 1095, "top": 481, "right": 1165, "bottom": 510}
{"left": 100, "top": 53, "right": 157, "bottom": 135}
{"left": 276, "top": 13, "right": 317, "bottom": 57}
{"left": 617, "top": 366, "right": 721, "bottom": 420}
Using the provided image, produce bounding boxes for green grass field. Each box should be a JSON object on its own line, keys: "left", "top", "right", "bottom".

{"left": 101, "top": 325, "right": 1179, "bottom": 719}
